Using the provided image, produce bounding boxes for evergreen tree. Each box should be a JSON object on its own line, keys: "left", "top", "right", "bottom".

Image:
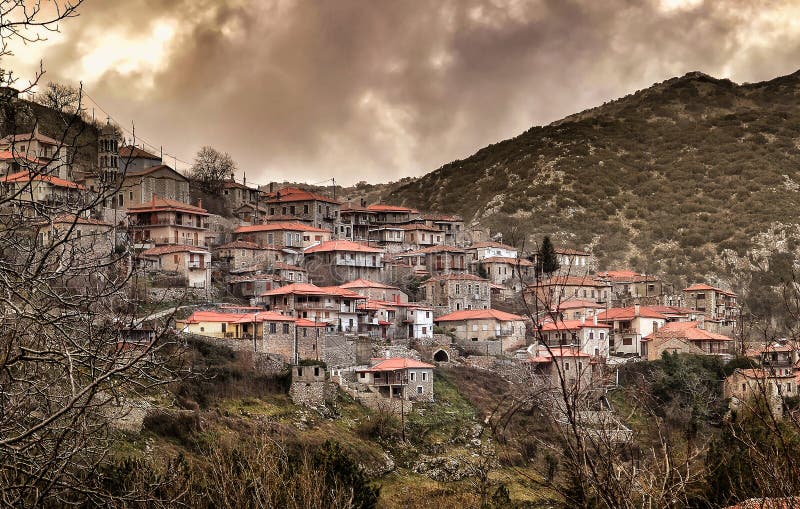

{"left": 538, "top": 236, "right": 560, "bottom": 275}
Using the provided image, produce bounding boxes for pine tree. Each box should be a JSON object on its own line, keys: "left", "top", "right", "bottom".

{"left": 538, "top": 236, "right": 560, "bottom": 275}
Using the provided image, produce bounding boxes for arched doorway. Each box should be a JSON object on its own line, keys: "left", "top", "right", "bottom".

{"left": 433, "top": 349, "right": 449, "bottom": 362}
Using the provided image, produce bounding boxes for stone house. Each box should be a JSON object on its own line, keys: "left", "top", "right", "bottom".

{"left": 339, "top": 204, "right": 375, "bottom": 242}
{"left": 355, "top": 357, "right": 434, "bottom": 402}
{"left": 0, "top": 150, "right": 44, "bottom": 176}
{"left": 467, "top": 241, "right": 519, "bottom": 262}
{"left": 339, "top": 279, "right": 409, "bottom": 303}
{"left": 725, "top": 368, "right": 796, "bottom": 416}
{"left": 234, "top": 221, "right": 331, "bottom": 249}
{"left": 394, "top": 245, "right": 468, "bottom": 277}
{"left": 524, "top": 345, "right": 599, "bottom": 389}
{"left": 682, "top": 283, "right": 739, "bottom": 334}
{"left": 418, "top": 213, "right": 465, "bottom": 246}
{"left": 36, "top": 214, "right": 115, "bottom": 266}
{"left": 526, "top": 275, "right": 612, "bottom": 310}
{"left": 552, "top": 299, "right": 607, "bottom": 321}
{"left": 367, "top": 226, "right": 405, "bottom": 252}
{"left": 139, "top": 244, "right": 211, "bottom": 288}
{"left": 0, "top": 170, "right": 85, "bottom": 211}
{"left": 356, "top": 300, "right": 434, "bottom": 340}
{"left": 641, "top": 321, "right": 734, "bottom": 361}
{"left": 594, "top": 305, "right": 668, "bottom": 356}
{"left": 127, "top": 196, "right": 210, "bottom": 248}
{"left": 221, "top": 179, "right": 260, "bottom": 211}
{"left": 271, "top": 261, "right": 308, "bottom": 283}
{"left": 263, "top": 187, "right": 342, "bottom": 234}
{"left": 117, "top": 145, "right": 162, "bottom": 173}
{"left": 554, "top": 248, "right": 592, "bottom": 275}
{"left": 227, "top": 273, "right": 284, "bottom": 299}
{"left": 536, "top": 316, "right": 612, "bottom": 358}
{"left": 0, "top": 128, "right": 70, "bottom": 179}
{"left": 477, "top": 256, "right": 533, "bottom": 287}
{"left": 401, "top": 224, "right": 446, "bottom": 249}
{"left": 420, "top": 273, "right": 492, "bottom": 315}
{"left": 214, "top": 240, "right": 281, "bottom": 271}
{"left": 233, "top": 202, "right": 269, "bottom": 223}
{"left": 303, "top": 240, "right": 385, "bottom": 286}
{"left": 436, "top": 308, "right": 526, "bottom": 353}
{"left": 366, "top": 204, "right": 419, "bottom": 225}
{"left": 84, "top": 163, "right": 191, "bottom": 212}
{"left": 594, "top": 270, "right": 665, "bottom": 305}
{"left": 257, "top": 282, "right": 365, "bottom": 333}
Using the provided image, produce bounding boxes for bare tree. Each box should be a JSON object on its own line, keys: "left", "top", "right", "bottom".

{"left": 190, "top": 145, "right": 237, "bottom": 193}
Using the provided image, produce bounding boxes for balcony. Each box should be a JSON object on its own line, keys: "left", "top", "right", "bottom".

{"left": 188, "top": 261, "right": 206, "bottom": 270}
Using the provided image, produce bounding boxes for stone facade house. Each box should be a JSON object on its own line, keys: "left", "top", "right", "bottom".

{"left": 436, "top": 308, "right": 526, "bottom": 353}
{"left": 263, "top": 187, "right": 342, "bottom": 234}
{"left": 420, "top": 273, "right": 491, "bottom": 315}
{"left": 214, "top": 240, "right": 281, "bottom": 271}
{"left": 227, "top": 273, "right": 284, "bottom": 299}
{"left": 339, "top": 279, "right": 409, "bottom": 303}
{"left": 367, "top": 226, "right": 405, "bottom": 252}
{"left": 552, "top": 299, "right": 607, "bottom": 321}
{"left": 234, "top": 221, "right": 331, "bottom": 249}
{"left": 0, "top": 128, "right": 70, "bottom": 179}
{"left": 355, "top": 358, "right": 434, "bottom": 402}
{"left": 339, "top": 204, "right": 375, "bottom": 242}
{"left": 127, "top": 196, "right": 210, "bottom": 248}
{"left": 536, "top": 316, "right": 612, "bottom": 358}
{"left": 594, "top": 305, "right": 668, "bottom": 356}
{"left": 418, "top": 213, "right": 465, "bottom": 246}
{"left": 1, "top": 170, "right": 85, "bottom": 211}
{"left": 524, "top": 345, "right": 599, "bottom": 389}
{"left": 257, "top": 282, "right": 365, "bottom": 332}
{"left": 725, "top": 367, "right": 796, "bottom": 416}
{"left": 221, "top": 179, "right": 260, "bottom": 211}
{"left": 526, "top": 275, "right": 612, "bottom": 309}
{"left": 682, "top": 283, "right": 739, "bottom": 334}
{"left": 366, "top": 204, "right": 419, "bottom": 225}
{"left": 595, "top": 270, "right": 665, "bottom": 306}
{"left": 303, "top": 240, "right": 384, "bottom": 286}
{"left": 641, "top": 321, "right": 733, "bottom": 361}
{"left": 401, "top": 224, "right": 446, "bottom": 248}
{"left": 478, "top": 256, "right": 533, "bottom": 286}
{"left": 394, "top": 245, "right": 468, "bottom": 277}
{"left": 139, "top": 244, "right": 211, "bottom": 288}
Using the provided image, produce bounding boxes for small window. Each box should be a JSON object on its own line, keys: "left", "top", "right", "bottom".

{"left": 282, "top": 323, "right": 290, "bottom": 334}
{"left": 417, "top": 386, "right": 423, "bottom": 394}
{"left": 564, "top": 363, "right": 570, "bottom": 371}
{"left": 410, "top": 372, "right": 416, "bottom": 381}
{"left": 422, "top": 372, "right": 427, "bottom": 381}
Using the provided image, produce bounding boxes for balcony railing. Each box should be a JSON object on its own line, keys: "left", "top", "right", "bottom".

{"left": 188, "top": 261, "right": 205, "bottom": 269}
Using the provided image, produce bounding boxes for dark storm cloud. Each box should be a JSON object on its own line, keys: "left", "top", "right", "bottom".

{"left": 19, "top": 0, "right": 800, "bottom": 184}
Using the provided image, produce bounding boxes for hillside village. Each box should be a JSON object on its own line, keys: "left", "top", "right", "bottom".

{"left": 1, "top": 94, "right": 794, "bottom": 426}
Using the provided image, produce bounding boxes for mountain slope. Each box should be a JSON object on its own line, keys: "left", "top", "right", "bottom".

{"left": 391, "top": 70, "right": 800, "bottom": 286}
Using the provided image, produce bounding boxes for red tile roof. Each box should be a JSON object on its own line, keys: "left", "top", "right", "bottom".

{"left": 260, "top": 282, "right": 364, "bottom": 298}
{"left": 127, "top": 195, "right": 207, "bottom": 215}
{"left": 51, "top": 214, "right": 112, "bottom": 226}
{"left": 524, "top": 347, "right": 591, "bottom": 359}
{"left": 643, "top": 321, "right": 732, "bottom": 341}
{"left": 398, "top": 245, "right": 466, "bottom": 255}
{"left": 683, "top": 283, "right": 736, "bottom": 296}
{"left": 296, "top": 318, "right": 327, "bottom": 327}
{"left": 0, "top": 150, "right": 43, "bottom": 164}
{"left": 235, "top": 222, "right": 329, "bottom": 234}
{"left": 0, "top": 131, "right": 61, "bottom": 146}
{"left": 425, "top": 273, "right": 489, "bottom": 282}
{"left": 1, "top": 170, "right": 84, "bottom": 189}
{"left": 182, "top": 311, "right": 248, "bottom": 324}
{"left": 481, "top": 256, "right": 533, "bottom": 266}
{"left": 537, "top": 319, "right": 611, "bottom": 331}
{"left": 119, "top": 145, "right": 161, "bottom": 159}
{"left": 231, "top": 311, "right": 295, "bottom": 323}
{"left": 555, "top": 248, "right": 590, "bottom": 256}
{"left": 595, "top": 307, "right": 668, "bottom": 321}
{"left": 436, "top": 309, "right": 524, "bottom": 322}
{"left": 265, "top": 187, "right": 340, "bottom": 204}
{"left": 470, "top": 241, "right": 517, "bottom": 250}
{"left": 304, "top": 240, "right": 383, "bottom": 254}
{"left": 531, "top": 276, "right": 610, "bottom": 288}
{"left": 140, "top": 244, "right": 209, "bottom": 256}
{"left": 361, "top": 357, "right": 434, "bottom": 371}
{"left": 367, "top": 204, "right": 417, "bottom": 213}
{"left": 339, "top": 279, "right": 399, "bottom": 290}
{"left": 125, "top": 165, "right": 186, "bottom": 179}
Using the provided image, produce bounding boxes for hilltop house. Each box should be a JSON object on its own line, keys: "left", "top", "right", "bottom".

{"left": 418, "top": 213, "right": 465, "bottom": 245}
{"left": 594, "top": 305, "right": 668, "bottom": 356}
{"left": 477, "top": 256, "right": 533, "bottom": 288}
{"left": 234, "top": 222, "right": 331, "bottom": 250}
{"left": 221, "top": 179, "right": 260, "bottom": 211}
{"left": 339, "top": 204, "right": 375, "bottom": 242}
{"left": 594, "top": 270, "right": 664, "bottom": 305}
{"left": 467, "top": 241, "right": 519, "bottom": 261}
{"left": 420, "top": 273, "right": 492, "bottom": 315}
{"left": 367, "top": 204, "right": 419, "bottom": 225}
{"left": 214, "top": 241, "right": 283, "bottom": 272}
{"left": 127, "top": 196, "right": 210, "bottom": 248}
{"left": 725, "top": 367, "right": 796, "bottom": 416}
{"left": 524, "top": 345, "right": 599, "bottom": 389}
{"left": 339, "top": 279, "right": 409, "bottom": 303}
{"left": 227, "top": 273, "right": 284, "bottom": 299}
{"left": 355, "top": 358, "right": 434, "bottom": 402}
{"left": 551, "top": 299, "right": 607, "bottom": 321}
{"left": 303, "top": 240, "right": 384, "bottom": 286}
{"left": 263, "top": 187, "right": 342, "bottom": 234}
{"left": 436, "top": 308, "right": 526, "bottom": 354}
{"left": 139, "top": 244, "right": 211, "bottom": 288}
{"left": 536, "top": 316, "right": 612, "bottom": 358}
{"left": 0, "top": 170, "right": 85, "bottom": 212}
{"left": 641, "top": 321, "right": 733, "bottom": 361}
{"left": 0, "top": 128, "right": 70, "bottom": 180}
{"left": 682, "top": 283, "right": 739, "bottom": 334}
{"left": 526, "top": 275, "right": 612, "bottom": 309}
{"left": 394, "top": 245, "right": 468, "bottom": 277}
{"left": 256, "top": 283, "right": 365, "bottom": 332}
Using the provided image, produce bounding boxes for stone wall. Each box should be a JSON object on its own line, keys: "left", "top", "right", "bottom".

{"left": 323, "top": 334, "right": 357, "bottom": 368}
{"left": 147, "top": 285, "right": 222, "bottom": 304}
{"left": 187, "top": 334, "right": 286, "bottom": 375}
{"left": 456, "top": 338, "right": 503, "bottom": 356}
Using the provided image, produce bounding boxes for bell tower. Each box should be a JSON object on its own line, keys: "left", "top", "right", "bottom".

{"left": 97, "top": 119, "right": 119, "bottom": 182}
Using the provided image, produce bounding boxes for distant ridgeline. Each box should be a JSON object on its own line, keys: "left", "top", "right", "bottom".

{"left": 391, "top": 70, "right": 800, "bottom": 289}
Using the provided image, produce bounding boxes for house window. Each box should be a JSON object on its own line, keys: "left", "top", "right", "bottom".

{"left": 422, "top": 327, "right": 427, "bottom": 334}
{"left": 623, "top": 337, "right": 632, "bottom": 345}
{"left": 417, "top": 386, "right": 423, "bottom": 394}
{"left": 410, "top": 372, "right": 416, "bottom": 381}
{"left": 282, "top": 323, "right": 290, "bottom": 334}
{"left": 173, "top": 254, "right": 179, "bottom": 264}
{"left": 221, "top": 323, "right": 227, "bottom": 333}
{"left": 359, "top": 372, "right": 365, "bottom": 379}
{"left": 564, "top": 362, "right": 570, "bottom": 371}
{"left": 304, "top": 204, "right": 309, "bottom": 214}
{"left": 472, "top": 324, "right": 478, "bottom": 332}
{"left": 741, "top": 383, "right": 746, "bottom": 392}
{"left": 200, "top": 327, "right": 204, "bottom": 332}
{"left": 269, "top": 323, "right": 277, "bottom": 334}
{"left": 422, "top": 372, "right": 427, "bottom": 381}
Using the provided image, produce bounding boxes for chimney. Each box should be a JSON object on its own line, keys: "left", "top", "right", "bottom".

{"left": 634, "top": 304, "right": 640, "bottom": 316}
{"left": 197, "top": 198, "right": 202, "bottom": 209}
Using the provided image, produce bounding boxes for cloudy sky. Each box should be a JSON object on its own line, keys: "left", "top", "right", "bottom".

{"left": 5, "top": 0, "right": 800, "bottom": 185}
